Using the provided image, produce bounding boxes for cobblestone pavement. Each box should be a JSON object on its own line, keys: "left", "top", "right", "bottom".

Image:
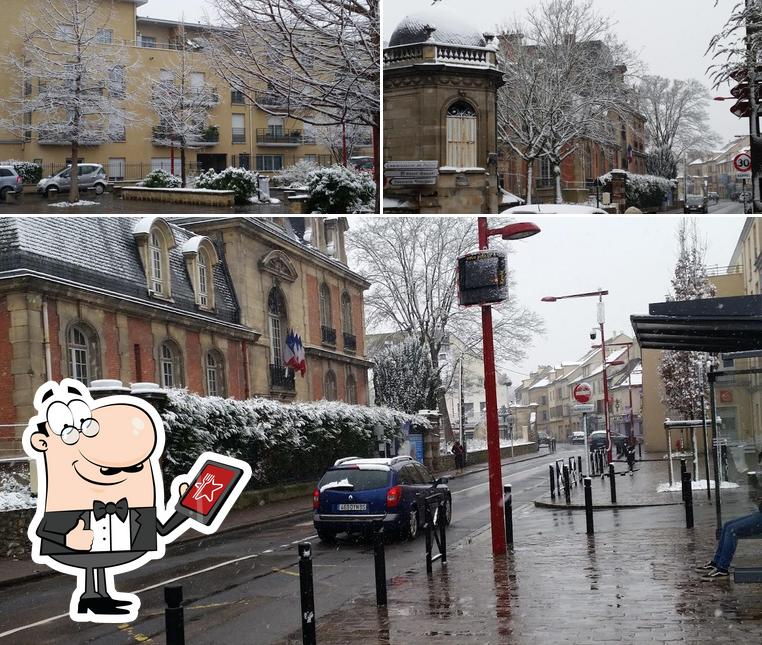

{"left": 280, "top": 460, "right": 762, "bottom": 644}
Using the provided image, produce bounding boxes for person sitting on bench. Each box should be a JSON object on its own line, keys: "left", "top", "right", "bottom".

{"left": 697, "top": 505, "right": 762, "bottom": 579}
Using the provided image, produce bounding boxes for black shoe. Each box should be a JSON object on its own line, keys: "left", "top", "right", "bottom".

{"left": 77, "top": 597, "right": 132, "bottom": 615}
{"left": 701, "top": 567, "right": 729, "bottom": 580}
{"left": 695, "top": 561, "right": 716, "bottom": 572}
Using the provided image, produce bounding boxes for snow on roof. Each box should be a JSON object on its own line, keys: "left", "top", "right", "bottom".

{"left": 500, "top": 188, "right": 525, "bottom": 206}
{"left": 529, "top": 377, "right": 550, "bottom": 389}
{"left": 389, "top": 8, "right": 488, "bottom": 48}
{"left": 383, "top": 197, "right": 415, "bottom": 209}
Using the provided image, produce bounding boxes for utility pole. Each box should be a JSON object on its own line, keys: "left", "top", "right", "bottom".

{"left": 747, "top": 0, "right": 762, "bottom": 213}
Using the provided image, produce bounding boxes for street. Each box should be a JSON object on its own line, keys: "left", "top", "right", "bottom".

{"left": 0, "top": 448, "right": 571, "bottom": 644}
{"left": 708, "top": 199, "right": 749, "bottom": 214}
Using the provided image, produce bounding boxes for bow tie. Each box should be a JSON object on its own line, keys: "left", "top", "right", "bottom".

{"left": 93, "top": 498, "right": 129, "bottom": 522}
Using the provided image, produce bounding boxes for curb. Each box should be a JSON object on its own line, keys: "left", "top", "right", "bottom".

{"left": 442, "top": 449, "right": 549, "bottom": 480}
{"left": 533, "top": 499, "right": 683, "bottom": 511}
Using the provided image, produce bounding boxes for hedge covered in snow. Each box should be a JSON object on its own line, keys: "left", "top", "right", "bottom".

{"left": 306, "top": 164, "right": 375, "bottom": 213}
{"left": 597, "top": 171, "right": 674, "bottom": 211}
{"left": 160, "top": 389, "right": 430, "bottom": 488}
{"left": 1, "top": 160, "right": 42, "bottom": 184}
{"left": 141, "top": 169, "right": 182, "bottom": 188}
{"left": 196, "top": 167, "right": 258, "bottom": 205}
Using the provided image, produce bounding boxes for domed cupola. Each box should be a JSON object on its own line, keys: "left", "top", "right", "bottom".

{"left": 389, "top": 9, "right": 489, "bottom": 48}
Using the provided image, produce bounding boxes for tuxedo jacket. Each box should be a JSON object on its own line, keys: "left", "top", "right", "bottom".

{"left": 36, "top": 507, "right": 185, "bottom": 556}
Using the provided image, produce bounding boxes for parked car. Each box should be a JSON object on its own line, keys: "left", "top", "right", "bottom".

{"left": 0, "top": 166, "right": 23, "bottom": 201}
{"left": 684, "top": 194, "right": 708, "bottom": 214}
{"left": 313, "top": 455, "right": 451, "bottom": 542}
{"left": 537, "top": 431, "right": 551, "bottom": 447}
{"left": 571, "top": 431, "right": 586, "bottom": 445}
{"left": 588, "top": 430, "right": 627, "bottom": 452}
{"left": 36, "top": 163, "right": 108, "bottom": 197}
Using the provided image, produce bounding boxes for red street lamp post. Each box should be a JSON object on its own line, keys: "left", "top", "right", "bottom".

{"left": 478, "top": 218, "right": 541, "bottom": 556}
{"left": 541, "top": 289, "right": 612, "bottom": 462}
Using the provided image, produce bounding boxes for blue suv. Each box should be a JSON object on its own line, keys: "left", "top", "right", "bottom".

{"left": 312, "top": 456, "right": 452, "bottom": 542}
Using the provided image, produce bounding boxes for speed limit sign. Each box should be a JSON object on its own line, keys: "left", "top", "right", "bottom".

{"left": 734, "top": 152, "right": 752, "bottom": 173}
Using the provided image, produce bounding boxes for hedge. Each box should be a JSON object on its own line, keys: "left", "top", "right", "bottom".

{"left": 160, "top": 389, "right": 430, "bottom": 488}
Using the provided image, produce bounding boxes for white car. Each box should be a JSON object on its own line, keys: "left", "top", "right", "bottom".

{"left": 503, "top": 204, "right": 608, "bottom": 214}
{"left": 571, "top": 431, "right": 586, "bottom": 444}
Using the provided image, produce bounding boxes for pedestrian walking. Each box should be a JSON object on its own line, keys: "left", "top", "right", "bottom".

{"left": 451, "top": 440, "right": 465, "bottom": 474}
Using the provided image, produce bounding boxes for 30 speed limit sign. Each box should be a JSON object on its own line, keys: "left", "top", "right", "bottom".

{"left": 734, "top": 152, "right": 752, "bottom": 173}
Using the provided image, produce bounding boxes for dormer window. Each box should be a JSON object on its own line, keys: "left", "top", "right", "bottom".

{"left": 133, "top": 218, "right": 176, "bottom": 299}
{"left": 150, "top": 231, "right": 166, "bottom": 294}
{"left": 181, "top": 235, "right": 219, "bottom": 311}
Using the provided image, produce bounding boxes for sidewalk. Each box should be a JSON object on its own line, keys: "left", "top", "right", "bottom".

{"left": 280, "top": 453, "right": 762, "bottom": 644}
{"left": 0, "top": 449, "right": 550, "bottom": 589}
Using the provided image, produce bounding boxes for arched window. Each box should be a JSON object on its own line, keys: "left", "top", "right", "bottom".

{"left": 319, "top": 283, "right": 332, "bottom": 328}
{"left": 149, "top": 229, "right": 169, "bottom": 295}
{"left": 341, "top": 291, "right": 352, "bottom": 335}
{"left": 205, "top": 349, "right": 226, "bottom": 397}
{"left": 446, "top": 100, "right": 477, "bottom": 168}
{"left": 198, "top": 247, "right": 211, "bottom": 308}
{"left": 324, "top": 369, "right": 337, "bottom": 400}
{"left": 268, "top": 287, "right": 288, "bottom": 366}
{"left": 159, "top": 340, "right": 183, "bottom": 388}
{"left": 346, "top": 370, "right": 357, "bottom": 404}
{"left": 67, "top": 323, "right": 100, "bottom": 385}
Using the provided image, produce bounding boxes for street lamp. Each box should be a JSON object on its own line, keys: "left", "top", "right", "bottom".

{"left": 478, "top": 218, "right": 540, "bottom": 556}
{"left": 541, "top": 288, "right": 613, "bottom": 463}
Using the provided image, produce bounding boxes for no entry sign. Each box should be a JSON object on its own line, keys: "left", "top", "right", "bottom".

{"left": 734, "top": 152, "right": 751, "bottom": 173}
{"left": 573, "top": 382, "right": 592, "bottom": 404}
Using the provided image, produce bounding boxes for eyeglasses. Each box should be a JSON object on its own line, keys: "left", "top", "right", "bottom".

{"left": 46, "top": 399, "right": 101, "bottom": 445}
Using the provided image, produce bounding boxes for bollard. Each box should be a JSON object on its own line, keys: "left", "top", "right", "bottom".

{"left": 425, "top": 502, "right": 433, "bottom": 574}
{"left": 608, "top": 463, "right": 617, "bottom": 504}
{"left": 638, "top": 441, "right": 642, "bottom": 460}
{"left": 682, "top": 471, "right": 694, "bottom": 529}
{"left": 165, "top": 585, "right": 185, "bottom": 645}
{"left": 584, "top": 477, "right": 594, "bottom": 535}
{"left": 549, "top": 464, "right": 556, "bottom": 498}
{"left": 439, "top": 499, "right": 448, "bottom": 563}
{"left": 578, "top": 455, "right": 583, "bottom": 480}
{"left": 563, "top": 464, "right": 571, "bottom": 503}
{"left": 503, "top": 484, "right": 513, "bottom": 548}
{"left": 374, "top": 524, "right": 387, "bottom": 606}
{"left": 680, "top": 459, "right": 687, "bottom": 501}
{"left": 298, "top": 542, "right": 317, "bottom": 645}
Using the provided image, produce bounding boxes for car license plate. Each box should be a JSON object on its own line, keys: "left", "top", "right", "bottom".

{"left": 337, "top": 503, "right": 367, "bottom": 511}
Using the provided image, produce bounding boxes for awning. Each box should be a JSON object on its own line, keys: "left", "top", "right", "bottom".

{"left": 631, "top": 295, "right": 762, "bottom": 353}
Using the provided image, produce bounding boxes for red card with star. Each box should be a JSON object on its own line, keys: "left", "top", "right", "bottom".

{"left": 178, "top": 459, "right": 245, "bottom": 524}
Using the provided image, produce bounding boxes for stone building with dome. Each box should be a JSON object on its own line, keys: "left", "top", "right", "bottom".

{"left": 383, "top": 9, "right": 504, "bottom": 213}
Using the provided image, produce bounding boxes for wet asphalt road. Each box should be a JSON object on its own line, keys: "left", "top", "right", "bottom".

{"left": 0, "top": 447, "right": 572, "bottom": 644}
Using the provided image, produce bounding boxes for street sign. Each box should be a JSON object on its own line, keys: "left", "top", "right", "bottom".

{"left": 383, "top": 169, "right": 439, "bottom": 178}
{"left": 572, "top": 404, "right": 595, "bottom": 413}
{"left": 573, "top": 382, "right": 593, "bottom": 404}
{"left": 389, "top": 178, "right": 437, "bottom": 186}
{"left": 733, "top": 152, "right": 752, "bottom": 173}
{"left": 383, "top": 160, "right": 438, "bottom": 169}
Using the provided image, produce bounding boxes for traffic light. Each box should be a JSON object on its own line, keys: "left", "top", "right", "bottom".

{"left": 729, "top": 66, "right": 762, "bottom": 119}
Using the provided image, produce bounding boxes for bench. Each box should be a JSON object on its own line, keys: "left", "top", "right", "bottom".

{"left": 733, "top": 534, "right": 762, "bottom": 583}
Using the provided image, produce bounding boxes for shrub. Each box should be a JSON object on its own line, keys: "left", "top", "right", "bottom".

{"left": 272, "top": 159, "right": 320, "bottom": 188}
{"left": 142, "top": 169, "right": 182, "bottom": 188}
{"left": 305, "top": 164, "right": 375, "bottom": 213}
{"left": 1, "top": 160, "right": 42, "bottom": 184}
{"left": 597, "top": 171, "right": 673, "bottom": 211}
{"left": 160, "top": 389, "right": 430, "bottom": 488}
{"left": 195, "top": 166, "right": 258, "bottom": 205}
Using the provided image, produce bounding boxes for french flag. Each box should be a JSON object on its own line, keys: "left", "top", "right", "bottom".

{"left": 284, "top": 329, "right": 307, "bottom": 376}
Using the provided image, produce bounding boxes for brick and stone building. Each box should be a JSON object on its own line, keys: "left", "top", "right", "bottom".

{"left": 0, "top": 216, "right": 371, "bottom": 457}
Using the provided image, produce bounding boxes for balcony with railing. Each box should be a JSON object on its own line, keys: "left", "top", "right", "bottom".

{"left": 270, "top": 363, "right": 296, "bottom": 391}
{"left": 384, "top": 43, "right": 497, "bottom": 70}
{"left": 256, "top": 129, "right": 303, "bottom": 146}
{"left": 343, "top": 332, "right": 357, "bottom": 353}
{"left": 152, "top": 125, "right": 219, "bottom": 147}
{"left": 321, "top": 325, "right": 336, "bottom": 346}
{"left": 254, "top": 90, "right": 288, "bottom": 108}
{"left": 38, "top": 130, "right": 105, "bottom": 146}
{"left": 232, "top": 127, "right": 246, "bottom": 144}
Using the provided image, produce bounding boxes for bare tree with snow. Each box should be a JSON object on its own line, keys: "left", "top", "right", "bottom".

{"left": 145, "top": 23, "right": 220, "bottom": 187}
{"left": 0, "top": 0, "right": 136, "bottom": 202}
{"left": 308, "top": 123, "right": 372, "bottom": 166}
{"left": 505, "top": 0, "right": 638, "bottom": 204}
{"left": 348, "top": 217, "right": 544, "bottom": 440}
{"left": 635, "top": 76, "right": 720, "bottom": 179}
{"left": 207, "top": 0, "right": 380, "bottom": 210}
{"left": 658, "top": 219, "right": 716, "bottom": 420}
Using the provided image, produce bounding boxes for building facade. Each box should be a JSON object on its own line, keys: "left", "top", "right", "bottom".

{"left": 0, "top": 216, "right": 371, "bottom": 458}
{"left": 383, "top": 8, "right": 504, "bottom": 214}
{"left": 0, "top": 0, "right": 370, "bottom": 179}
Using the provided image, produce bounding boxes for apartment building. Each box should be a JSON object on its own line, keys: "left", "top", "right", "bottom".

{"left": 0, "top": 0, "right": 371, "bottom": 179}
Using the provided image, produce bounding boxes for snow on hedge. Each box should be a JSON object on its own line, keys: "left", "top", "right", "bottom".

{"left": 196, "top": 166, "right": 260, "bottom": 205}
{"left": 306, "top": 164, "right": 375, "bottom": 214}
{"left": 597, "top": 170, "right": 674, "bottom": 210}
{"left": 161, "top": 389, "right": 430, "bottom": 488}
{"left": 0, "top": 160, "right": 42, "bottom": 184}
{"left": 0, "top": 472, "right": 34, "bottom": 512}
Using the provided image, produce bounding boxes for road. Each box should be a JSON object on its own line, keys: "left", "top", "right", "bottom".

{"left": 708, "top": 199, "right": 749, "bottom": 214}
{"left": 0, "top": 447, "right": 575, "bottom": 644}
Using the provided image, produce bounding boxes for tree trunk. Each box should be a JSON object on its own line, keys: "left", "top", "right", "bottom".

{"left": 372, "top": 117, "right": 380, "bottom": 213}
{"left": 554, "top": 164, "right": 562, "bottom": 204}
{"left": 70, "top": 141, "right": 80, "bottom": 203}
{"left": 428, "top": 341, "right": 454, "bottom": 442}
{"left": 526, "top": 160, "right": 533, "bottom": 205}
{"left": 181, "top": 146, "right": 187, "bottom": 188}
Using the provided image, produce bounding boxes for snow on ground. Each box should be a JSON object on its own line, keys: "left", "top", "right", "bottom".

{"left": 0, "top": 473, "right": 35, "bottom": 511}
{"left": 441, "top": 438, "right": 531, "bottom": 454}
{"left": 656, "top": 479, "right": 740, "bottom": 493}
{"left": 48, "top": 200, "right": 98, "bottom": 208}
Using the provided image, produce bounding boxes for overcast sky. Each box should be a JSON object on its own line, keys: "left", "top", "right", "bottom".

{"left": 137, "top": 0, "right": 211, "bottom": 23}
{"left": 501, "top": 216, "right": 746, "bottom": 381}
{"left": 384, "top": 0, "right": 742, "bottom": 147}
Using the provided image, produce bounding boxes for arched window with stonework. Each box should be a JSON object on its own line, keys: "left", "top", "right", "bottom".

{"left": 67, "top": 323, "right": 100, "bottom": 385}
{"left": 446, "top": 100, "right": 477, "bottom": 168}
